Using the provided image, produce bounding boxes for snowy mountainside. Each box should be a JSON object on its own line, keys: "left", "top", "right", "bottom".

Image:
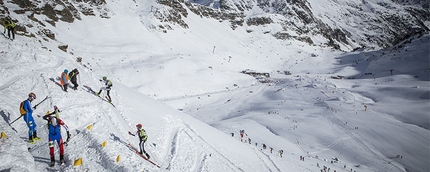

{"left": 1, "top": 0, "right": 429, "bottom": 51}
{"left": 0, "top": 38, "right": 285, "bottom": 171}
{"left": 0, "top": 0, "right": 429, "bottom": 172}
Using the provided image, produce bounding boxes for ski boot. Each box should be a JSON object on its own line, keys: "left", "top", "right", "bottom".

{"left": 33, "top": 132, "right": 42, "bottom": 141}
{"left": 50, "top": 157, "right": 55, "bottom": 167}
{"left": 145, "top": 153, "right": 150, "bottom": 159}
{"left": 60, "top": 155, "right": 65, "bottom": 164}
{"left": 28, "top": 136, "right": 35, "bottom": 144}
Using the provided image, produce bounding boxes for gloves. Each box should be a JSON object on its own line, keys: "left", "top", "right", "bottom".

{"left": 99, "top": 79, "right": 102, "bottom": 81}
{"left": 128, "top": 131, "right": 132, "bottom": 135}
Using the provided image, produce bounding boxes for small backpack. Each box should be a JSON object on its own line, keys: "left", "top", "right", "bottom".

{"left": 68, "top": 71, "right": 74, "bottom": 79}
{"left": 19, "top": 101, "right": 26, "bottom": 115}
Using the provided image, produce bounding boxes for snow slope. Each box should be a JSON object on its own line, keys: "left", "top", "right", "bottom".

{"left": 0, "top": 0, "right": 429, "bottom": 172}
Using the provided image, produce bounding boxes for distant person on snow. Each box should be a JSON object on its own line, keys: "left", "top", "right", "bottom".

{"left": 3, "top": 19, "right": 15, "bottom": 39}
{"left": 68, "top": 68, "right": 79, "bottom": 90}
{"left": 21, "top": 92, "right": 41, "bottom": 144}
{"left": 60, "top": 69, "right": 69, "bottom": 92}
{"left": 129, "top": 124, "right": 150, "bottom": 159}
{"left": 240, "top": 129, "right": 246, "bottom": 142}
{"left": 42, "top": 112, "right": 70, "bottom": 167}
{"left": 97, "top": 76, "right": 113, "bottom": 103}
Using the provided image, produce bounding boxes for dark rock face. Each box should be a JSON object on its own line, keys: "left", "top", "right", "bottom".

{"left": 1, "top": 0, "right": 428, "bottom": 50}
{"left": 186, "top": 0, "right": 429, "bottom": 50}
{"left": 1, "top": 0, "right": 110, "bottom": 40}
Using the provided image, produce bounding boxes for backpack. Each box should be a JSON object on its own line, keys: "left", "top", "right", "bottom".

{"left": 19, "top": 101, "right": 26, "bottom": 115}
{"left": 68, "top": 71, "right": 74, "bottom": 79}
{"left": 107, "top": 80, "right": 113, "bottom": 87}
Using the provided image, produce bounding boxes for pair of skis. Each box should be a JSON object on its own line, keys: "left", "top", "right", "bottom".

{"left": 127, "top": 143, "right": 160, "bottom": 168}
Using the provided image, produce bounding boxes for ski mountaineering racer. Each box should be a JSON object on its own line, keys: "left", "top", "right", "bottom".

{"left": 43, "top": 111, "right": 71, "bottom": 167}
{"left": 129, "top": 124, "right": 150, "bottom": 159}
{"left": 97, "top": 76, "right": 113, "bottom": 103}
{"left": 21, "top": 92, "right": 41, "bottom": 144}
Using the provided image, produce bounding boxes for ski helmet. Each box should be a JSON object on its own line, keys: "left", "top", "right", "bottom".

{"left": 136, "top": 124, "right": 142, "bottom": 129}
{"left": 46, "top": 111, "right": 50, "bottom": 115}
{"left": 50, "top": 117, "right": 58, "bottom": 126}
{"left": 28, "top": 92, "right": 36, "bottom": 99}
{"left": 103, "top": 76, "right": 107, "bottom": 80}
{"left": 64, "top": 69, "right": 68, "bottom": 74}
{"left": 54, "top": 105, "right": 58, "bottom": 111}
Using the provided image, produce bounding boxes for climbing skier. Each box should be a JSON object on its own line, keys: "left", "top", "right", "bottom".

{"left": 128, "top": 124, "right": 150, "bottom": 159}
{"left": 97, "top": 76, "right": 113, "bottom": 103}
{"left": 42, "top": 112, "right": 70, "bottom": 167}
{"left": 60, "top": 69, "right": 69, "bottom": 92}
{"left": 21, "top": 92, "right": 41, "bottom": 144}
{"left": 68, "top": 68, "right": 79, "bottom": 90}
{"left": 3, "top": 18, "right": 15, "bottom": 40}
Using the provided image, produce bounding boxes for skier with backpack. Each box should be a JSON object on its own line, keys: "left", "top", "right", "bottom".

{"left": 68, "top": 68, "right": 79, "bottom": 90}
{"left": 60, "top": 69, "right": 69, "bottom": 92}
{"left": 42, "top": 111, "right": 71, "bottom": 167}
{"left": 3, "top": 18, "right": 15, "bottom": 40}
{"left": 97, "top": 76, "right": 113, "bottom": 103}
{"left": 128, "top": 124, "right": 150, "bottom": 159}
{"left": 21, "top": 92, "right": 41, "bottom": 144}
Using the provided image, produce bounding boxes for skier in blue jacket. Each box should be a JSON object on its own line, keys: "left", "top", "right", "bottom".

{"left": 22, "top": 92, "right": 41, "bottom": 144}
{"left": 43, "top": 112, "right": 70, "bottom": 167}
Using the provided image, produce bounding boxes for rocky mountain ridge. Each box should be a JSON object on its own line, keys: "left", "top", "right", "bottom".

{"left": 1, "top": 0, "right": 429, "bottom": 51}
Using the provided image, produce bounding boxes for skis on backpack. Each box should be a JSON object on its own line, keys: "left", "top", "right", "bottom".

{"left": 127, "top": 143, "right": 160, "bottom": 168}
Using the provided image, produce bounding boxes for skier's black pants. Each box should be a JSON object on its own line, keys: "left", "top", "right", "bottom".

{"left": 98, "top": 88, "right": 111, "bottom": 101}
{"left": 63, "top": 84, "right": 68, "bottom": 92}
{"left": 139, "top": 140, "right": 146, "bottom": 154}
{"left": 71, "top": 80, "right": 78, "bottom": 89}
{"left": 7, "top": 27, "right": 15, "bottom": 39}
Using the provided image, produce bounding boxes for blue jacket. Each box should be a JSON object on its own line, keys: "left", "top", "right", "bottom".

{"left": 22, "top": 99, "right": 34, "bottom": 121}
{"left": 46, "top": 117, "right": 69, "bottom": 137}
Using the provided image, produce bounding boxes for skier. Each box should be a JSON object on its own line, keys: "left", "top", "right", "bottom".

{"left": 279, "top": 149, "right": 283, "bottom": 157}
{"left": 45, "top": 105, "right": 61, "bottom": 118}
{"left": 22, "top": 92, "right": 41, "bottom": 143}
{"left": 3, "top": 18, "right": 15, "bottom": 39}
{"left": 97, "top": 76, "right": 113, "bottom": 103}
{"left": 128, "top": 124, "right": 150, "bottom": 159}
{"left": 42, "top": 112, "right": 70, "bottom": 167}
{"left": 60, "top": 69, "right": 69, "bottom": 92}
{"left": 68, "top": 68, "right": 79, "bottom": 90}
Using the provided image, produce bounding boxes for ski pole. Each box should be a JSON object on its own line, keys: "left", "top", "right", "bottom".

{"left": 9, "top": 115, "right": 23, "bottom": 125}
{"left": 33, "top": 96, "right": 50, "bottom": 109}
{"left": 12, "top": 96, "right": 50, "bottom": 125}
